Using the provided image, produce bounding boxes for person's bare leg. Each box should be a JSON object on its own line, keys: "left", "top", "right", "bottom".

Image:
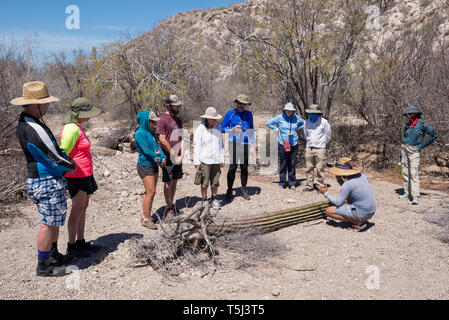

{"left": 142, "top": 175, "right": 158, "bottom": 219}
{"left": 67, "top": 191, "right": 88, "bottom": 245}
{"left": 77, "top": 195, "right": 90, "bottom": 241}
{"left": 211, "top": 187, "right": 218, "bottom": 198}
{"left": 201, "top": 186, "right": 208, "bottom": 200}
{"left": 170, "top": 180, "right": 178, "bottom": 207}
{"left": 164, "top": 182, "right": 173, "bottom": 208}
{"left": 37, "top": 224, "right": 58, "bottom": 252}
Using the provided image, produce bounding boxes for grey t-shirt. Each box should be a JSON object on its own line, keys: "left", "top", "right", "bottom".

{"left": 325, "top": 174, "right": 376, "bottom": 214}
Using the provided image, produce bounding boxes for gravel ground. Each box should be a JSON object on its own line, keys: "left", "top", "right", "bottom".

{"left": 1, "top": 114, "right": 448, "bottom": 300}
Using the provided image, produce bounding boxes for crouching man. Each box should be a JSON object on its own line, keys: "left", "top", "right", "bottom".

{"left": 317, "top": 158, "right": 376, "bottom": 232}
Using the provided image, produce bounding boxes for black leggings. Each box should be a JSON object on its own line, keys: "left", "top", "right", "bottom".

{"left": 227, "top": 141, "right": 249, "bottom": 190}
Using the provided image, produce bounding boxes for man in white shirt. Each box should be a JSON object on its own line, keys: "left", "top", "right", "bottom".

{"left": 303, "top": 104, "right": 332, "bottom": 192}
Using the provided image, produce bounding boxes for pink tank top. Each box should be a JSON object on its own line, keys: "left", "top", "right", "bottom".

{"left": 63, "top": 125, "right": 94, "bottom": 178}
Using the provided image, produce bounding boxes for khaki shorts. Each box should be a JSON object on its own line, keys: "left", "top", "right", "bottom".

{"left": 200, "top": 163, "right": 221, "bottom": 188}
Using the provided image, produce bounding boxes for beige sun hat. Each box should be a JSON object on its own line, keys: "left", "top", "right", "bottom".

{"left": 329, "top": 157, "right": 362, "bottom": 177}
{"left": 283, "top": 102, "right": 296, "bottom": 112}
{"left": 200, "top": 107, "right": 222, "bottom": 120}
{"left": 305, "top": 104, "right": 323, "bottom": 114}
{"left": 10, "top": 81, "right": 60, "bottom": 106}
{"left": 234, "top": 94, "right": 251, "bottom": 105}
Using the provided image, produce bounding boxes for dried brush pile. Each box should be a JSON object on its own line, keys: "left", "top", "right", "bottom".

{"left": 128, "top": 203, "right": 288, "bottom": 276}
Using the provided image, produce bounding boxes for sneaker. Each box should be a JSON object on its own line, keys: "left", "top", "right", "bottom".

{"left": 226, "top": 189, "right": 233, "bottom": 202}
{"left": 399, "top": 194, "right": 409, "bottom": 199}
{"left": 290, "top": 186, "right": 296, "bottom": 190}
{"left": 279, "top": 184, "right": 287, "bottom": 189}
{"left": 36, "top": 258, "right": 71, "bottom": 277}
{"left": 303, "top": 187, "right": 314, "bottom": 192}
{"left": 241, "top": 188, "right": 251, "bottom": 201}
{"left": 141, "top": 217, "right": 157, "bottom": 230}
{"left": 412, "top": 196, "right": 419, "bottom": 205}
{"left": 76, "top": 240, "right": 102, "bottom": 253}
{"left": 211, "top": 199, "right": 221, "bottom": 210}
{"left": 200, "top": 199, "right": 209, "bottom": 208}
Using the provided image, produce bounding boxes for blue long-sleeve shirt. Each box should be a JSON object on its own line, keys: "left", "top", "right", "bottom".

{"left": 221, "top": 109, "right": 255, "bottom": 145}
{"left": 266, "top": 113, "right": 304, "bottom": 146}
{"left": 324, "top": 174, "right": 376, "bottom": 214}
{"left": 135, "top": 110, "right": 167, "bottom": 167}
{"left": 402, "top": 119, "right": 437, "bottom": 150}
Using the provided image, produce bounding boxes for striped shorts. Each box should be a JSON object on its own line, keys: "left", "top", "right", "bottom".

{"left": 26, "top": 176, "right": 68, "bottom": 227}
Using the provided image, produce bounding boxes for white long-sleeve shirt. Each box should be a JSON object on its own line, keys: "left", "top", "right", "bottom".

{"left": 303, "top": 117, "right": 332, "bottom": 148}
{"left": 193, "top": 123, "right": 225, "bottom": 165}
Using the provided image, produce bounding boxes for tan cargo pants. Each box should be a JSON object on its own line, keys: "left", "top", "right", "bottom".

{"left": 401, "top": 144, "right": 420, "bottom": 197}
{"left": 305, "top": 147, "right": 326, "bottom": 189}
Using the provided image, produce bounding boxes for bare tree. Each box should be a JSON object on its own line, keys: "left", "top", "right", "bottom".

{"left": 224, "top": 0, "right": 367, "bottom": 118}
{"left": 83, "top": 26, "right": 216, "bottom": 121}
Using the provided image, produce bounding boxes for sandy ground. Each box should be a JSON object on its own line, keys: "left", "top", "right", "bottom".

{"left": 0, "top": 114, "right": 448, "bottom": 300}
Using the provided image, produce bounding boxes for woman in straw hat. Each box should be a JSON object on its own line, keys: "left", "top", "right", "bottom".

{"left": 60, "top": 97, "right": 102, "bottom": 258}
{"left": 266, "top": 102, "right": 305, "bottom": 190}
{"left": 194, "top": 107, "right": 226, "bottom": 210}
{"left": 13, "top": 81, "right": 77, "bottom": 276}
{"left": 317, "top": 158, "right": 376, "bottom": 232}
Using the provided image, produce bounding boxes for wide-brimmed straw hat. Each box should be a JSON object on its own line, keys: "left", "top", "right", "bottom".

{"left": 200, "top": 107, "right": 222, "bottom": 120}
{"left": 329, "top": 157, "right": 362, "bottom": 177}
{"left": 283, "top": 103, "right": 296, "bottom": 112}
{"left": 234, "top": 94, "right": 251, "bottom": 105}
{"left": 305, "top": 104, "right": 323, "bottom": 114}
{"left": 10, "top": 81, "right": 60, "bottom": 106}
{"left": 63, "top": 97, "right": 101, "bottom": 124}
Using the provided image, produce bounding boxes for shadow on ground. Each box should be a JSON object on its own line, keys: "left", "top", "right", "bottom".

{"left": 326, "top": 220, "right": 375, "bottom": 233}
{"left": 68, "top": 232, "right": 143, "bottom": 270}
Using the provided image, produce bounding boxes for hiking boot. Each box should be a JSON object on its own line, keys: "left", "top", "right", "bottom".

{"left": 50, "top": 247, "right": 73, "bottom": 266}
{"left": 76, "top": 240, "right": 102, "bottom": 253}
{"left": 36, "top": 258, "right": 71, "bottom": 277}
{"left": 66, "top": 245, "right": 90, "bottom": 259}
{"left": 226, "top": 189, "right": 233, "bottom": 203}
{"left": 241, "top": 188, "right": 250, "bottom": 201}
{"left": 211, "top": 199, "right": 221, "bottom": 210}
{"left": 141, "top": 217, "right": 157, "bottom": 230}
{"left": 412, "top": 196, "right": 419, "bottom": 205}
{"left": 399, "top": 194, "right": 409, "bottom": 199}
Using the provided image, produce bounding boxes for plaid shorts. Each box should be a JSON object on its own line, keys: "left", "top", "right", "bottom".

{"left": 26, "top": 177, "right": 68, "bottom": 227}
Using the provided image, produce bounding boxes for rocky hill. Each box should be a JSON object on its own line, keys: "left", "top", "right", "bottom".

{"left": 136, "top": 0, "right": 449, "bottom": 79}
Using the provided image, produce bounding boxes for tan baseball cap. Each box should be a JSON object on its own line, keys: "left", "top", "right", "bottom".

{"left": 166, "top": 95, "right": 184, "bottom": 106}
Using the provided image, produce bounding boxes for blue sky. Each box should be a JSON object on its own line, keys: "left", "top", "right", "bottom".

{"left": 0, "top": 0, "right": 236, "bottom": 58}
